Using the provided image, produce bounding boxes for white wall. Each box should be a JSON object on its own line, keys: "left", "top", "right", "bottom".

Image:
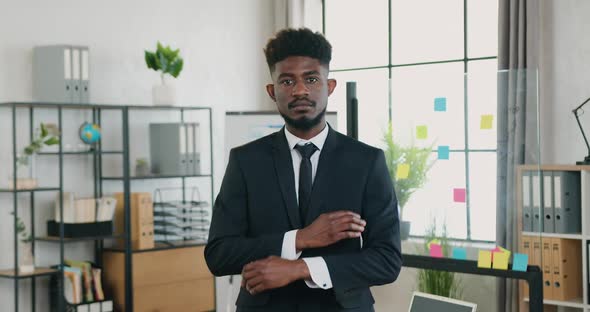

{"left": 0, "top": 0, "right": 276, "bottom": 311}
{"left": 539, "top": 0, "right": 590, "bottom": 164}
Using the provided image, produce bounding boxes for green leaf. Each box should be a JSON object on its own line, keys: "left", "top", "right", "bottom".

{"left": 158, "top": 51, "right": 169, "bottom": 73}
{"left": 145, "top": 51, "right": 159, "bottom": 71}
{"left": 44, "top": 137, "right": 59, "bottom": 145}
{"left": 40, "top": 123, "right": 48, "bottom": 137}
{"left": 24, "top": 146, "right": 35, "bottom": 155}
{"left": 169, "top": 58, "right": 183, "bottom": 78}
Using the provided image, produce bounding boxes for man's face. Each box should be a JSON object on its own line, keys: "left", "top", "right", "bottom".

{"left": 266, "top": 56, "right": 337, "bottom": 131}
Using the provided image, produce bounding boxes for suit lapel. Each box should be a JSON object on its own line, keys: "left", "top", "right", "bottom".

{"left": 272, "top": 128, "right": 302, "bottom": 229}
{"left": 305, "top": 126, "right": 341, "bottom": 224}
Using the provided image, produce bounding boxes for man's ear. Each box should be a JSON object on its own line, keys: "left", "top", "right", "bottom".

{"left": 266, "top": 84, "right": 276, "bottom": 101}
{"left": 327, "top": 79, "right": 337, "bottom": 96}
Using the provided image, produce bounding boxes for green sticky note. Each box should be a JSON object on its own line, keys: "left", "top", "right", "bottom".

{"left": 416, "top": 125, "right": 428, "bottom": 139}
{"left": 480, "top": 115, "right": 494, "bottom": 129}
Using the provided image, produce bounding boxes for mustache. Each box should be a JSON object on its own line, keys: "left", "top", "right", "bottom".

{"left": 288, "top": 98, "right": 316, "bottom": 109}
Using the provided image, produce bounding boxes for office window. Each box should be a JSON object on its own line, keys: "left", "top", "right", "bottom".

{"left": 324, "top": 0, "right": 498, "bottom": 241}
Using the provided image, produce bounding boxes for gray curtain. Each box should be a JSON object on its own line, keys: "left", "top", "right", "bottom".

{"left": 496, "top": 1, "right": 540, "bottom": 312}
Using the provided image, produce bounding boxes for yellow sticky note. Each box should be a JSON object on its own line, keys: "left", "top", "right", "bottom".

{"left": 480, "top": 115, "right": 494, "bottom": 129}
{"left": 477, "top": 250, "right": 492, "bottom": 268}
{"left": 427, "top": 239, "right": 441, "bottom": 249}
{"left": 416, "top": 125, "right": 428, "bottom": 139}
{"left": 492, "top": 251, "right": 509, "bottom": 270}
{"left": 396, "top": 163, "right": 410, "bottom": 179}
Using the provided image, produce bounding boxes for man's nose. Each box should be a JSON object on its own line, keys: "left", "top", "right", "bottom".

{"left": 292, "top": 80, "right": 310, "bottom": 97}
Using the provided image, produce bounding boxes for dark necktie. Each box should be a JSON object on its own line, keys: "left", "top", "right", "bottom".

{"left": 294, "top": 143, "right": 318, "bottom": 221}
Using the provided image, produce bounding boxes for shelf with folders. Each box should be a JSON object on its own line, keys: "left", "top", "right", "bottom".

{"left": 0, "top": 102, "right": 125, "bottom": 312}
{"left": 517, "top": 164, "right": 590, "bottom": 311}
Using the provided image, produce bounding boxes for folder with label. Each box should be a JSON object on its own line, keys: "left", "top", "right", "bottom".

{"left": 531, "top": 171, "right": 542, "bottom": 232}
{"left": 520, "top": 236, "right": 532, "bottom": 297}
{"left": 550, "top": 238, "right": 582, "bottom": 301}
{"left": 542, "top": 239, "right": 553, "bottom": 299}
{"left": 553, "top": 171, "right": 581, "bottom": 234}
{"left": 522, "top": 171, "right": 533, "bottom": 232}
{"left": 543, "top": 171, "right": 555, "bottom": 233}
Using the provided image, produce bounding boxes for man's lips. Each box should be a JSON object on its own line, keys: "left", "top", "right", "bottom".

{"left": 288, "top": 100, "right": 315, "bottom": 109}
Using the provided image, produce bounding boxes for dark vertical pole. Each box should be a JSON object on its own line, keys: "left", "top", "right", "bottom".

{"left": 181, "top": 109, "right": 186, "bottom": 203}
{"left": 122, "top": 107, "right": 133, "bottom": 311}
{"left": 321, "top": 0, "right": 326, "bottom": 35}
{"left": 29, "top": 107, "right": 36, "bottom": 312}
{"left": 58, "top": 106, "right": 64, "bottom": 312}
{"left": 528, "top": 270, "right": 543, "bottom": 312}
{"left": 92, "top": 108, "right": 100, "bottom": 265}
{"left": 346, "top": 82, "right": 358, "bottom": 140}
{"left": 209, "top": 108, "right": 214, "bottom": 212}
{"left": 12, "top": 104, "right": 19, "bottom": 312}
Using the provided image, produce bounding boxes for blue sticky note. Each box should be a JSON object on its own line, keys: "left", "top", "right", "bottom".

{"left": 437, "top": 146, "right": 450, "bottom": 160}
{"left": 512, "top": 253, "right": 529, "bottom": 272}
{"left": 434, "top": 97, "right": 447, "bottom": 112}
{"left": 452, "top": 247, "right": 467, "bottom": 260}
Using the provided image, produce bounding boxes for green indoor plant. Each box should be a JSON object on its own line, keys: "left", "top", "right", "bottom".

{"left": 145, "top": 42, "right": 184, "bottom": 106}
{"left": 9, "top": 123, "right": 59, "bottom": 190}
{"left": 382, "top": 124, "right": 435, "bottom": 239}
{"left": 417, "top": 221, "right": 462, "bottom": 299}
{"left": 10, "top": 211, "right": 35, "bottom": 273}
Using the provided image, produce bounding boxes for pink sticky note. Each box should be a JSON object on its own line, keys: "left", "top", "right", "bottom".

{"left": 453, "top": 188, "right": 466, "bottom": 203}
{"left": 430, "top": 244, "right": 443, "bottom": 258}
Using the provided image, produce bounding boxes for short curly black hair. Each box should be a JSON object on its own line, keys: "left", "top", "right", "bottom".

{"left": 264, "top": 28, "right": 332, "bottom": 72}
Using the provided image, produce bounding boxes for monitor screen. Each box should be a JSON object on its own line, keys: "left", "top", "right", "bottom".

{"left": 409, "top": 292, "right": 476, "bottom": 312}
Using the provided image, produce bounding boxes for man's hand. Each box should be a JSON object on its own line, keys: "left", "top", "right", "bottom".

{"left": 296, "top": 211, "right": 365, "bottom": 251}
{"left": 241, "top": 256, "right": 309, "bottom": 295}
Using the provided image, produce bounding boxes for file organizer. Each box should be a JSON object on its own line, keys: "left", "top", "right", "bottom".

{"left": 554, "top": 171, "right": 581, "bottom": 234}
{"left": 33, "top": 45, "right": 90, "bottom": 104}
{"left": 152, "top": 187, "right": 210, "bottom": 243}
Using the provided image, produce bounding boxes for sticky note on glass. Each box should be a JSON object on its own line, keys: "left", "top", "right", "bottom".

{"left": 480, "top": 114, "right": 494, "bottom": 129}
{"left": 434, "top": 97, "right": 447, "bottom": 112}
{"left": 437, "top": 146, "right": 450, "bottom": 160}
{"left": 452, "top": 247, "right": 467, "bottom": 260}
{"left": 416, "top": 125, "right": 428, "bottom": 139}
{"left": 427, "top": 239, "right": 441, "bottom": 249}
{"left": 430, "top": 244, "right": 443, "bottom": 258}
{"left": 512, "top": 253, "right": 529, "bottom": 272}
{"left": 477, "top": 250, "right": 492, "bottom": 268}
{"left": 396, "top": 163, "right": 410, "bottom": 179}
{"left": 453, "top": 188, "right": 466, "bottom": 203}
{"left": 492, "top": 251, "right": 509, "bottom": 270}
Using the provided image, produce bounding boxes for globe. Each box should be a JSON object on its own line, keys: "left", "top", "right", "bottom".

{"left": 79, "top": 122, "right": 101, "bottom": 144}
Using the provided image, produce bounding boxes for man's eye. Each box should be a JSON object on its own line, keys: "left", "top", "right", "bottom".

{"left": 306, "top": 77, "right": 319, "bottom": 83}
{"left": 280, "top": 79, "right": 294, "bottom": 86}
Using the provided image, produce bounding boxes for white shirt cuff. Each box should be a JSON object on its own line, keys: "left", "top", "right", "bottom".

{"left": 281, "top": 230, "right": 302, "bottom": 260}
{"left": 302, "top": 257, "right": 333, "bottom": 289}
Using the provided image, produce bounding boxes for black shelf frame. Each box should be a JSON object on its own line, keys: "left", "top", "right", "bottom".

{"left": 0, "top": 102, "right": 214, "bottom": 312}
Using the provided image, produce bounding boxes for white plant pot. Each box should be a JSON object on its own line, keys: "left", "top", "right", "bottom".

{"left": 152, "top": 84, "right": 176, "bottom": 106}
{"left": 18, "top": 242, "right": 35, "bottom": 274}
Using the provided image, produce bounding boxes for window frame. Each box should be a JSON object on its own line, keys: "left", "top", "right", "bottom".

{"left": 322, "top": 0, "right": 498, "bottom": 242}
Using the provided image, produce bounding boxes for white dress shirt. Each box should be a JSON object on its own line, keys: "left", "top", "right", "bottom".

{"left": 280, "top": 123, "right": 333, "bottom": 290}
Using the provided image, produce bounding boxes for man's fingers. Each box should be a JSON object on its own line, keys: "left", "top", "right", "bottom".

{"left": 326, "top": 210, "right": 360, "bottom": 220}
{"left": 249, "top": 282, "right": 266, "bottom": 295}
{"left": 330, "top": 214, "right": 366, "bottom": 226}
{"left": 246, "top": 275, "right": 265, "bottom": 290}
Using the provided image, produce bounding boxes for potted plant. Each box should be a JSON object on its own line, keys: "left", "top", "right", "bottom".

{"left": 11, "top": 212, "right": 34, "bottom": 273}
{"left": 382, "top": 124, "right": 435, "bottom": 240}
{"left": 135, "top": 157, "right": 150, "bottom": 176}
{"left": 417, "top": 221, "right": 462, "bottom": 299}
{"left": 145, "top": 42, "right": 184, "bottom": 106}
{"left": 8, "top": 123, "right": 59, "bottom": 190}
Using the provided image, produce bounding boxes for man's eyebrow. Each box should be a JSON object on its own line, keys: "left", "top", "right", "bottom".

{"left": 277, "top": 73, "right": 295, "bottom": 79}
{"left": 303, "top": 70, "right": 320, "bottom": 76}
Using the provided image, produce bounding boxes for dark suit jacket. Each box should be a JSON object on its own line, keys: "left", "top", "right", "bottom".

{"left": 205, "top": 126, "right": 402, "bottom": 312}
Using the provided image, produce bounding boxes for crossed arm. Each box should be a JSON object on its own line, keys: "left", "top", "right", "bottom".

{"left": 205, "top": 149, "right": 401, "bottom": 295}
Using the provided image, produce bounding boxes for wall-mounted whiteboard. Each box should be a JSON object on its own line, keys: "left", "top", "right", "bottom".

{"left": 225, "top": 111, "right": 338, "bottom": 164}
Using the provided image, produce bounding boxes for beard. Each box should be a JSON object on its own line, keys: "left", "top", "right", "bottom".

{"left": 280, "top": 105, "right": 327, "bottom": 131}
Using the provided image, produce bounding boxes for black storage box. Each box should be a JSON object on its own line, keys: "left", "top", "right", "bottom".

{"left": 47, "top": 220, "right": 113, "bottom": 238}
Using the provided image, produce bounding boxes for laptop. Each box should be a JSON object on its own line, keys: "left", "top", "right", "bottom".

{"left": 409, "top": 292, "right": 477, "bottom": 312}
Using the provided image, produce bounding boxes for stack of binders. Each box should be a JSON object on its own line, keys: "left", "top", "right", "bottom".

{"left": 521, "top": 170, "right": 581, "bottom": 234}
{"left": 149, "top": 123, "right": 201, "bottom": 176}
{"left": 520, "top": 235, "right": 582, "bottom": 301}
{"left": 33, "top": 45, "right": 90, "bottom": 104}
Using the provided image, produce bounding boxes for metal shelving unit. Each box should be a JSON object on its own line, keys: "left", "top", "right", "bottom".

{"left": 0, "top": 102, "right": 214, "bottom": 312}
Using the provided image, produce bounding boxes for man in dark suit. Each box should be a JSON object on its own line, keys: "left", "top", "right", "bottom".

{"left": 205, "top": 28, "right": 402, "bottom": 312}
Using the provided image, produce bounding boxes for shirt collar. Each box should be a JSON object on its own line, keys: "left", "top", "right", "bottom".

{"left": 284, "top": 123, "right": 329, "bottom": 152}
